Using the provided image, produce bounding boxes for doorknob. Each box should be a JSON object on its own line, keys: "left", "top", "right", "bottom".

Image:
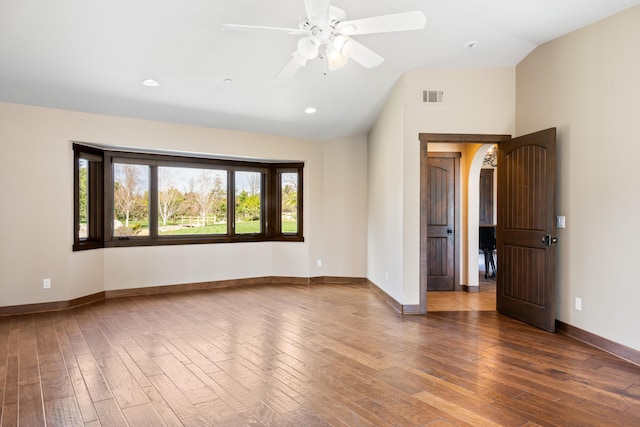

{"left": 542, "top": 234, "right": 558, "bottom": 246}
{"left": 447, "top": 228, "right": 453, "bottom": 234}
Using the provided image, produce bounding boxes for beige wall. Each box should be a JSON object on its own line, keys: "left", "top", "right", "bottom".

{"left": 402, "top": 68, "right": 516, "bottom": 304}
{"left": 320, "top": 136, "right": 368, "bottom": 277}
{"left": 0, "top": 102, "right": 367, "bottom": 306}
{"left": 516, "top": 5, "right": 640, "bottom": 350}
{"left": 367, "top": 77, "right": 406, "bottom": 302}
{"left": 368, "top": 68, "right": 515, "bottom": 306}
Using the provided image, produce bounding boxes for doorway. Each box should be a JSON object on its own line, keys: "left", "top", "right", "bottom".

{"left": 424, "top": 143, "right": 499, "bottom": 311}
{"left": 419, "top": 133, "right": 511, "bottom": 313}
{"left": 420, "top": 130, "right": 558, "bottom": 332}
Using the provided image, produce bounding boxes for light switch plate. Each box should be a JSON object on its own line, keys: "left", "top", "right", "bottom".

{"left": 557, "top": 215, "right": 566, "bottom": 228}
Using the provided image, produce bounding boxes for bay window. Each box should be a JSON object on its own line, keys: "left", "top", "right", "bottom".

{"left": 73, "top": 143, "right": 303, "bottom": 250}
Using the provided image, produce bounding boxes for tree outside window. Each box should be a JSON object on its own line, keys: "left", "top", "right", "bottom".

{"left": 113, "top": 163, "right": 149, "bottom": 236}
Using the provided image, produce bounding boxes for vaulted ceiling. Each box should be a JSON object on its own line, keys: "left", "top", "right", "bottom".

{"left": 1, "top": 0, "right": 639, "bottom": 141}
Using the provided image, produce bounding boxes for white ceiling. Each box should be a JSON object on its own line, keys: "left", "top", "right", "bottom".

{"left": 1, "top": 0, "right": 639, "bottom": 141}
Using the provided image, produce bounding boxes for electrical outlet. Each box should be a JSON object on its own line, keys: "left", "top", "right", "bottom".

{"left": 317, "top": 259, "right": 322, "bottom": 268}
{"left": 575, "top": 297, "right": 582, "bottom": 311}
{"left": 385, "top": 271, "right": 389, "bottom": 281}
{"left": 43, "top": 278, "right": 51, "bottom": 289}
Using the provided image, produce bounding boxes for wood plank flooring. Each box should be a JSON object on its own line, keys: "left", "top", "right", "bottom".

{"left": 427, "top": 279, "right": 496, "bottom": 312}
{"left": 1, "top": 283, "right": 639, "bottom": 426}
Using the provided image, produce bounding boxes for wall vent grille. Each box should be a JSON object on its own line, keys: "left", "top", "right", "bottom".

{"left": 422, "top": 89, "right": 444, "bottom": 104}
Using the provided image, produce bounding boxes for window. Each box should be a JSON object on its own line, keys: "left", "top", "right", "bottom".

{"left": 113, "top": 162, "right": 150, "bottom": 237}
{"left": 158, "top": 166, "right": 227, "bottom": 236}
{"left": 234, "top": 171, "right": 262, "bottom": 235}
{"left": 78, "top": 158, "right": 89, "bottom": 238}
{"left": 73, "top": 143, "right": 303, "bottom": 250}
{"left": 279, "top": 170, "right": 300, "bottom": 234}
{"left": 73, "top": 144, "right": 103, "bottom": 250}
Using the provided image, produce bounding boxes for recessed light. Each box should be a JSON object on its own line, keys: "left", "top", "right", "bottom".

{"left": 304, "top": 107, "right": 317, "bottom": 114}
{"left": 142, "top": 79, "right": 160, "bottom": 87}
{"left": 223, "top": 78, "right": 233, "bottom": 85}
{"left": 465, "top": 40, "right": 479, "bottom": 50}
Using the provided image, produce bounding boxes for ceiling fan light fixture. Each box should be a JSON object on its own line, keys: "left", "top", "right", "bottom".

{"left": 327, "top": 49, "right": 348, "bottom": 71}
{"left": 297, "top": 36, "right": 319, "bottom": 59}
{"left": 224, "top": 4, "right": 427, "bottom": 80}
{"left": 333, "top": 36, "right": 355, "bottom": 58}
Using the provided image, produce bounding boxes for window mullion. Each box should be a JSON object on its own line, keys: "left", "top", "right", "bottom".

{"left": 90, "top": 159, "right": 104, "bottom": 242}
{"left": 103, "top": 154, "right": 114, "bottom": 243}
{"left": 228, "top": 170, "right": 235, "bottom": 237}
{"left": 266, "top": 168, "right": 276, "bottom": 237}
{"left": 149, "top": 165, "right": 158, "bottom": 239}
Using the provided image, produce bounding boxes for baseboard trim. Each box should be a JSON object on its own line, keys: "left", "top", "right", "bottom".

{"left": 556, "top": 320, "right": 640, "bottom": 366}
{"left": 310, "top": 276, "right": 367, "bottom": 285}
{"left": 401, "top": 304, "right": 423, "bottom": 314}
{"left": 0, "top": 277, "right": 364, "bottom": 316}
{"left": 0, "top": 291, "right": 105, "bottom": 316}
{"left": 462, "top": 285, "right": 480, "bottom": 293}
{"left": 368, "top": 280, "right": 402, "bottom": 313}
{"left": 105, "top": 277, "right": 276, "bottom": 299}
{"left": 367, "top": 280, "right": 425, "bottom": 314}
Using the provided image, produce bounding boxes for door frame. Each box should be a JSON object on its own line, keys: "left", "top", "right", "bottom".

{"left": 419, "top": 133, "right": 511, "bottom": 313}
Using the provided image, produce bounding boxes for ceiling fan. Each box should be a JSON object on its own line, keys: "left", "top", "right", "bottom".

{"left": 223, "top": 0, "right": 427, "bottom": 80}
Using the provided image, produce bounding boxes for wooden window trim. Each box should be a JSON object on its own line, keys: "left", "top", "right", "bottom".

{"left": 72, "top": 143, "right": 304, "bottom": 251}
{"left": 73, "top": 143, "right": 104, "bottom": 251}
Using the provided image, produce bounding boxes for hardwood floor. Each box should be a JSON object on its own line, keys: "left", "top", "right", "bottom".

{"left": 1, "top": 283, "right": 639, "bottom": 426}
{"left": 427, "top": 278, "right": 496, "bottom": 312}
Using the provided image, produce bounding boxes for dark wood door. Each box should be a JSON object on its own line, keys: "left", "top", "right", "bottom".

{"left": 479, "top": 169, "right": 494, "bottom": 224}
{"left": 427, "top": 156, "right": 457, "bottom": 291}
{"left": 497, "top": 128, "right": 557, "bottom": 332}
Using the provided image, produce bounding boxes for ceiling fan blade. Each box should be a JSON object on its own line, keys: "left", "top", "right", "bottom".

{"left": 348, "top": 39, "right": 384, "bottom": 68}
{"left": 303, "top": 0, "right": 330, "bottom": 26}
{"left": 222, "top": 23, "right": 306, "bottom": 35}
{"left": 337, "top": 11, "right": 427, "bottom": 35}
{"left": 275, "top": 51, "right": 307, "bottom": 81}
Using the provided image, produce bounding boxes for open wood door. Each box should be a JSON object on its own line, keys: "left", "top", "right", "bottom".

{"left": 497, "top": 128, "right": 557, "bottom": 332}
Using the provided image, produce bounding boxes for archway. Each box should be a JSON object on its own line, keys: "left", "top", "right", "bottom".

{"left": 467, "top": 144, "right": 497, "bottom": 288}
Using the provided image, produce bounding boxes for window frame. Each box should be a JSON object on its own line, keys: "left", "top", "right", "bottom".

{"left": 73, "top": 143, "right": 303, "bottom": 250}
{"left": 231, "top": 168, "right": 267, "bottom": 238}
{"left": 73, "top": 143, "right": 104, "bottom": 251}
{"left": 275, "top": 167, "right": 303, "bottom": 237}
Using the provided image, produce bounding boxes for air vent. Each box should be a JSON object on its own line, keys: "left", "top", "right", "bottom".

{"left": 422, "top": 89, "right": 444, "bottom": 104}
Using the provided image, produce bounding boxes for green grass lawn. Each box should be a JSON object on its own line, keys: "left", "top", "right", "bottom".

{"left": 159, "top": 220, "right": 297, "bottom": 235}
